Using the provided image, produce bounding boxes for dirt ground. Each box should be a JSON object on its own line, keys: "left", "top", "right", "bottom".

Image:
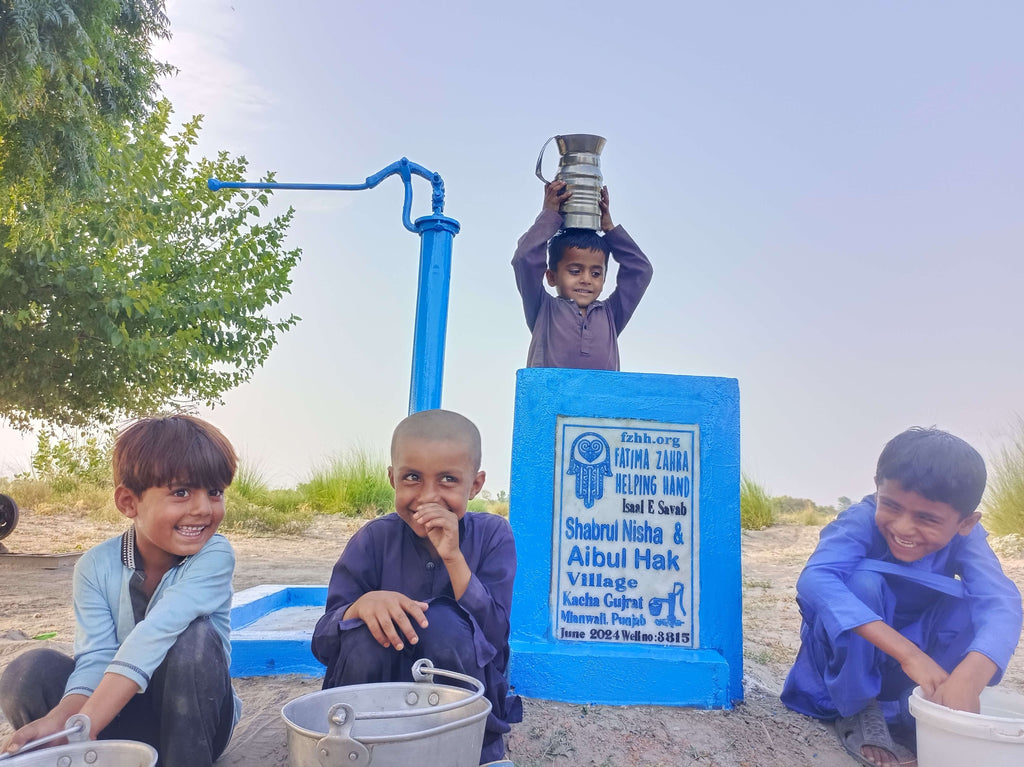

{"left": 1, "top": 511, "right": 1022, "bottom": 767}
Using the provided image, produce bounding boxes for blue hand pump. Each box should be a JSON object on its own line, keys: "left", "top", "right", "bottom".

{"left": 209, "top": 158, "right": 459, "bottom": 414}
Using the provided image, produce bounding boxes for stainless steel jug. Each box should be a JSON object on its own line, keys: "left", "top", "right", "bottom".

{"left": 535, "top": 134, "right": 606, "bottom": 230}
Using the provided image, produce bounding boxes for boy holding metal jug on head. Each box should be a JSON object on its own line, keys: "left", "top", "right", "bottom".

{"left": 311, "top": 409, "right": 520, "bottom": 766}
{"left": 0, "top": 415, "right": 241, "bottom": 767}
{"left": 513, "top": 134, "right": 653, "bottom": 370}
{"left": 781, "top": 427, "right": 1023, "bottom": 767}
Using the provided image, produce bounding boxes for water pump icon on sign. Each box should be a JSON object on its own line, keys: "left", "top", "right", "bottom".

{"left": 649, "top": 582, "right": 687, "bottom": 627}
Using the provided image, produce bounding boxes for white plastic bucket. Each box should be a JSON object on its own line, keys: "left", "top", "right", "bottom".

{"left": 909, "top": 685, "right": 1024, "bottom": 767}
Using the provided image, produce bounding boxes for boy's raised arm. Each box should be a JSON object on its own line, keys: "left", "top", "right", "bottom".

{"left": 512, "top": 183, "right": 565, "bottom": 330}
{"left": 453, "top": 517, "right": 517, "bottom": 662}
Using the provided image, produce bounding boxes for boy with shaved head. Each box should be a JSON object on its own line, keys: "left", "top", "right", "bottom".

{"left": 312, "top": 410, "right": 520, "bottom": 766}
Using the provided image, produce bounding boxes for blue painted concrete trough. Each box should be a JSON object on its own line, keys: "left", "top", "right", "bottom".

{"left": 229, "top": 584, "right": 327, "bottom": 677}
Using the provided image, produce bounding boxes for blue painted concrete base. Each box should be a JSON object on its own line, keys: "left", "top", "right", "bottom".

{"left": 230, "top": 584, "right": 327, "bottom": 677}
{"left": 508, "top": 369, "right": 742, "bottom": 707}
{"left": 510, "top": 639, "right": 732, "bottom": 707}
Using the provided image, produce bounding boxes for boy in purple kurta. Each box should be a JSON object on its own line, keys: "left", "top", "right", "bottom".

{"left": 512, "top": 181, "right": 653, "bottom": 370}
{"left": 312, "top": 410, "right": 519, "bottom": 766}
{"left": 781, "top": 428, "right": 1022, "bottom": 767}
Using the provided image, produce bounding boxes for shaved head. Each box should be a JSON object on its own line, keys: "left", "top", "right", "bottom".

{"left": 391, "top": 409, "right": 482, "bottom": 471}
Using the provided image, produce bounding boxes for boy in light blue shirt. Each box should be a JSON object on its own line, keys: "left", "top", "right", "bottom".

{"left": 0, "top": 415, "right": 241, "bottom": 767}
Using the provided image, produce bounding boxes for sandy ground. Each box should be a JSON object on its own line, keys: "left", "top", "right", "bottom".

{"left": 1, "top": 510, "right": 1022, "bottom": 767}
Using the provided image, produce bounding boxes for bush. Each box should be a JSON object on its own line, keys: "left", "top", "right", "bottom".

{"left": 222, "top": 460, "right": 314, "bottom": 534}
{"left": 771, "top": 494, "right": 837, "bottom": 526}
{"left": 223, "top": 490, "right": 313, "bottom": 534}
{"left": 24, "top": 430, "right": 114, "bottom": 491}
{"left": 740, "top": 474, "right": 774, "bottom": 530}
{"left": 983, "top": 420, "right": 1024, "bottom": 537}
{"left": 298, "top": 448, "right": 393, "bottom": 516}
{"left": 467, "top": 496, "right": 510, "bottom": 518}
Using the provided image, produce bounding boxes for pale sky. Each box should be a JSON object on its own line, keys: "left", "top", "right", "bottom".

{"left": 2, "top": 1, "right": 1022, "bottom": 506}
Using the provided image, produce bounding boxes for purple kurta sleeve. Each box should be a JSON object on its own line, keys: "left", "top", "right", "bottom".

{"left": 311, "top": 513, "right": 517, "bottom": 674}
{"left": 603, "top": 225, "right": 653, "bottom": 334}
{"left": 311, "top": 523, "right": 381, "bottom": 666}
{"left": 512, "top": 210, "right": 563, "bottom": 331}
{"left": 456, "top": 514, "right": 516, "bottom": 668}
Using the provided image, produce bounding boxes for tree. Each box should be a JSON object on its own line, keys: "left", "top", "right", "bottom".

{"left": 0, "top": 101, "right": 301, "bottom": 429}
{"left": 0, "top": 0, "right": 171, "bottom": 225}
{"left": 837, "top": 496, "right": 853, "bottom": 512}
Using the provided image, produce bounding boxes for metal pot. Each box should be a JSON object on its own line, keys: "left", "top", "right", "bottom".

{"left": 281, "top": 659, "right": 491, "bottom": 767}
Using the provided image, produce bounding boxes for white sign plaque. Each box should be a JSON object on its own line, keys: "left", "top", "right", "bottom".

{"left": 551, "top": 417, "right": 700, "bottom": 647}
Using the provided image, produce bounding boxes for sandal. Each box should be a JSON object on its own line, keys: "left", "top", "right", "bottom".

{"left": 835, "top": 700, "right": 917, "bottom": 766}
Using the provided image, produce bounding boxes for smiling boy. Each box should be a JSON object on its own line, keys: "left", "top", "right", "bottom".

{"left": 512, "top": 180, "right": 653, "bottom": 370}
{"left": 312, "top": 409, "right": 519, "bottom": 765}
{"left": 0, "top": 415, "right": 240, "bottom": 767}
{"left": 781, "top": 428, "right": 1023, "bottom": 767}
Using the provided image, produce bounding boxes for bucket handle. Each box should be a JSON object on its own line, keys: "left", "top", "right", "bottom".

{"left": 535, "top": 135, "right": 559, "bottom": 185}
{"left": 340, "top": 658, "right": 486, "bottom": 723}
{"left": 0, "top": 714, "right": 90, "bottom": 761}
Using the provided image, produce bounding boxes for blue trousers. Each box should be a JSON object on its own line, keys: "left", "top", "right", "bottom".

{"left": 321, "top": 598, "right": 512, "bottom": 764}
{"left": 781, "top": 569, "right": 975, "bottom": 723}
{"left": 0, "top": 618, "right": 235, "bottom": 767}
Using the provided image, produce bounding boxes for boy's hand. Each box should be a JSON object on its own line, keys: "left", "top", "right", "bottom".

{"left": 932, "top": 676, "right": 983, "bottom": 713}
{"left": 599, "top": 186, "right": 614, "bottom": 232}
{"left": 930, "top": 651, "right": 997, "bottom": 713}
{"left": 346, "top": 591, "right": 429, "bottom": 651}
{"left": 3, "top": 699, "right": 83, "bottom": 753}
{"left": 414, "top": 503, "right": 461, "bottom": 561}
{"left": 543, "top": 181, "right": 570, "bottom": 212}
{"left": 900, "top": 649, "right": 949, "bottom": 697}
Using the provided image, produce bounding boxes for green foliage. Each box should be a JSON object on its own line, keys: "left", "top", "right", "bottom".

{"left": 224, "top": 488, "right": 312, "bottom": 535}
{"left": 25, "top": 429, "right": 113, "bottom": 491}
{"left": 0, "top": 0, "right": 171, "bottom": 219}
{"left": 0, "top": 476, "right": 51, "bottom": 510}
{"left": 740, "top": 474, "right": 774, "bottom": 530}
{"left": 298, "top": 448, "right": 394, "bottom": 517}
{"left": 771, "top": 494, "right": 837, "bottom": 526}
{"left": 0, "top": 102, "right": 301, "bottom": 429}
{"left": 467, "top": 495, "right": 510, "bottom": 518}
{"left": 221, "top": 459, "right": 313, "bottom": 534}
{"left": 982, "top": 420, "right": 1024, "bottom": 537}
{"left": 231, "top": 461, "right": 271, "bottom": 501}
{"left": 0, "top": 473, "right": 117, "bottom": 518}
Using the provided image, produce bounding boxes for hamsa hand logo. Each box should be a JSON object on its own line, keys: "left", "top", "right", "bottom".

{"left": 567, "top": 432, "right": 612, "bottom": 509}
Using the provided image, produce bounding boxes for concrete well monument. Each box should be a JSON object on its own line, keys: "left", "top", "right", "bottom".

{"left": 508, "top": 368, "right": 741, "bottom": 706}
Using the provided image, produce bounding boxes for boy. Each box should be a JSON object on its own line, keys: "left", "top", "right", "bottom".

{"left": 0, "top": 415, "right": 240, "bottom": 766}
{"left": 312, "top": 409, "right": 519, "bottom": 766}
{"left": 781, "top": 427, "right": 1023, "bottom": 767}
{"left": 512, "top": 181, "right": 653, "bottom": 370}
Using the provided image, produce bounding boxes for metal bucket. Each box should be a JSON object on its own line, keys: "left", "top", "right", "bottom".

{"left": 0, "top": 741, "right": 157, "bottom": 767}
{"left": 281, "top": 659, "right": 491, "bottom": 767}
{"left": 0, "top": 715, "right": 156, "bottom": 767}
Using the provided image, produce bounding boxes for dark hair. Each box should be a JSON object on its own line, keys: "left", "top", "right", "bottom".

{"left": 874, "top": 427, "right": 986, "bottom": 516}
{"left": 392, "top": 409, "right": 482, "bottom": 471}
{"left": 113, "top": 414, "right": 237, "bottom": 495}
{"left": 547, "top": 228, "right": 610, "bottom": 271}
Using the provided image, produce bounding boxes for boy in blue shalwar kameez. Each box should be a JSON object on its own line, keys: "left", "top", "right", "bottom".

{"left": 781, "top": 427, "right": 1022, "bottom": 767}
